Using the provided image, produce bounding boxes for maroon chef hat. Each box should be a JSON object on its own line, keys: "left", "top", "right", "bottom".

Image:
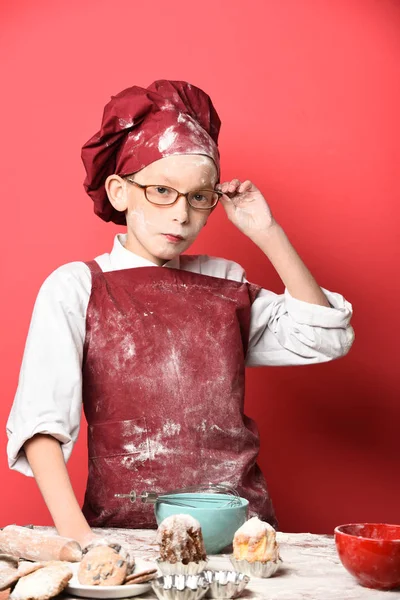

{"left": 81, "top": 80, "right": 221, "bottom": 225}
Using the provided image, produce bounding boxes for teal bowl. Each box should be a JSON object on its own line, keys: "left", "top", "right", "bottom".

{"left": 154, "top": 493, "right": 249, "bottom": 554}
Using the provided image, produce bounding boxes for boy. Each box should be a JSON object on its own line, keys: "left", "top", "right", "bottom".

{"left": 7, "top": 80, "right": 354, "bottom": 548}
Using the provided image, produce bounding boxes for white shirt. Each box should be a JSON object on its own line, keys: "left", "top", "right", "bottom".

{"left": 7, "top": 234, "right": 354, "bottom": 476}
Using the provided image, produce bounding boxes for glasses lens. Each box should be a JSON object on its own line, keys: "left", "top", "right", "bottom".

{"left": 146, "top": 186, "right": 178, "bottom": 205}
{"left": 188, "top": 190, "right": 218, "bottom": 209}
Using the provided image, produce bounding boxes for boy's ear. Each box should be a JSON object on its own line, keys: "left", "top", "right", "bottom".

{"left": 105, "top": 175, "right": 128, "bottom": 213}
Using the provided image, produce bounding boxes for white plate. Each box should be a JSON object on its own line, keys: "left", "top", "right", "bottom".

{"left": 65, "top": 557, "right": 158, "bottom": 598}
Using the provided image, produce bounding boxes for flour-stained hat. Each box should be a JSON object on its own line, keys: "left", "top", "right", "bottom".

{"left": 81, "top": 80, "right": 221, "bottom": 225}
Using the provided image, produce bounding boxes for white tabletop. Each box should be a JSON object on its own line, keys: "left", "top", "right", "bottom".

{"left": 41, "top": 526, "right": 392, "bottom": 600}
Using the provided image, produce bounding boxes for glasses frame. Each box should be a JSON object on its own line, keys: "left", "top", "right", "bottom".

{"left": 125, "top": 177, "right": 222, "bottom": 211}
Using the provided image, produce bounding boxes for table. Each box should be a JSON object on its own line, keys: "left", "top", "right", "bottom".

{"left": 51, "top": 527, "right": 394, "bottom": 599}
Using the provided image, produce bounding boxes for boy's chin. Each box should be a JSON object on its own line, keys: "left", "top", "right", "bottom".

{"left": 155, "top": 250, "right": 181, "bottom": 262}
{"left": 154, "top": 241, "right": 191, "bottom": 260}
{"left": 148, "top": 245, "right": 178, "bottom": 262}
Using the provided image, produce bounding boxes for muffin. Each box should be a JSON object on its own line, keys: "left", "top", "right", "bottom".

{"left": 156, "top": 514, "right": 208, "bottom": 575}
{"left": 230, "top": 517, "right": 282, "bottom": 578}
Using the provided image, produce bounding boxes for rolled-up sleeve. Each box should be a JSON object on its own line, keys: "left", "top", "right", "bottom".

{"left": 246, "top": 286, "right": 354, "bottom": 366}
{"left": 6, "top": 262, "right": 90, "bottom": 476}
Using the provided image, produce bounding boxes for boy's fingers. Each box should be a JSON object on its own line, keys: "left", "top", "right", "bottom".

{"left": 239, "top": 180, "right": 253, "bottom": 193}
{"left": 228, "top": 179, "right": 241, "bottom": 192}
{"left": 218, "top": 179, "right": 250, "bottom": 196}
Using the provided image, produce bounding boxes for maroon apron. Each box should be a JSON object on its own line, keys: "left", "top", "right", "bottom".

{"left": 81, "top": 260, "right": 277, "bottom": 529}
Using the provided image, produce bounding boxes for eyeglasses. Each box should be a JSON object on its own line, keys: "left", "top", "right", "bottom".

{"left": 125, "top": 177, "right": 222, "bottom": 210}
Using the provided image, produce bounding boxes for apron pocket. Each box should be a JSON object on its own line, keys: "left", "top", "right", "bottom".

{"left": 85, "top": 418, "right": 154, "bottom": 520}
{"left": 87, "top": 417, "right": 149, "bottom": 460}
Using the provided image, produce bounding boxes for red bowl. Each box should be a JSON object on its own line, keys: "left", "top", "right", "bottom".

{"left": 335, "top": 523, "right": 400, "bottom": 590}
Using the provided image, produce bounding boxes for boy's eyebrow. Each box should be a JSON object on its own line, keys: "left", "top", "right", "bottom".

{"left": 156, "top": 174, "right": 215, "bottom": 188}
{"left": 158, "top": 175, "right": 174, "bottom": 184}
{"left": 146, "top": 173, "right": 175, "bottom": 185}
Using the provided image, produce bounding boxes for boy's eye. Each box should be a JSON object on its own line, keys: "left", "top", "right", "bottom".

{"left": 155, "top": 187, "right": 170, "bottom": 195}
{"left": 193, "top": 194, "right": 206, "bottom": 201}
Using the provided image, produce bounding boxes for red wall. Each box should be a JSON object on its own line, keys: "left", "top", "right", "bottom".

{"left": 1, "top": 0, "right": 399, "bottom": 534}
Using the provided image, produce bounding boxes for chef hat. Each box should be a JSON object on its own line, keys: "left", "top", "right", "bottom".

{"left": 81, "top": 80, "right": 221, "bottom": 225}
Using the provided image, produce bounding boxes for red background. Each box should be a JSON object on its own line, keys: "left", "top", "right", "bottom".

{"left": 0, "top": 0, "right": 399, "bottom": 534}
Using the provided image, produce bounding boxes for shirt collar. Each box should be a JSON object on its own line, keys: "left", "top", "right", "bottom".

{"left": 109, "top": 234, "right": 180, "bottom": 270}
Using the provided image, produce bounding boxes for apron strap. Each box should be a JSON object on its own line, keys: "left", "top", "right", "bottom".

{"left": 85, "top": 259, "right": 103, "bottom": 275}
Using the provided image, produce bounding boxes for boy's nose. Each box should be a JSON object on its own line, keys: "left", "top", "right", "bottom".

{"left": 171, "top": 194, "right": 189, "bottom": 223}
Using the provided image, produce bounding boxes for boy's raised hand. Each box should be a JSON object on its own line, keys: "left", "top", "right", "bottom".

{"left": 216, "top": 179, "right": 275, "bottom": 241}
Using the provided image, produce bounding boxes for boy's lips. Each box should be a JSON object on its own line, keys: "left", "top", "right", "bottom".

{"left": 163, "top": 233, "right": 185, "bottom": 243}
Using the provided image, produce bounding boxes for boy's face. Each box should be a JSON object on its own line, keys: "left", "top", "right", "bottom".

{"left": 121, "top": 154, "right": 218, "bottom": 265}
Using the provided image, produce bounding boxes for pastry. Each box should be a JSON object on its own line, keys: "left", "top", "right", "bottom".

{"left": 10, "top": 563, "right": 72, "bottom": 600}
{"left": 230, "top": 517, "right": 282, "bottom": 578}
{"left": 77, "top": 546, "right": 127, "bottom": 586}
{"left": 16, "top": 563, "right": 45, "bottom": 578}
{"left": 0, "top": 568, "right": 20, "bottom": 593}
{"left": 156, "top": 514, "right": 207, "bottom": 575}
{"left": 82, "top": 540, "right": 135, "bottom": 574}
{"left": 233, "top": 516, "right": 279, "bottom": 562}
{"left": 124, "top": 568, "right": 158, "bottom": 584}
